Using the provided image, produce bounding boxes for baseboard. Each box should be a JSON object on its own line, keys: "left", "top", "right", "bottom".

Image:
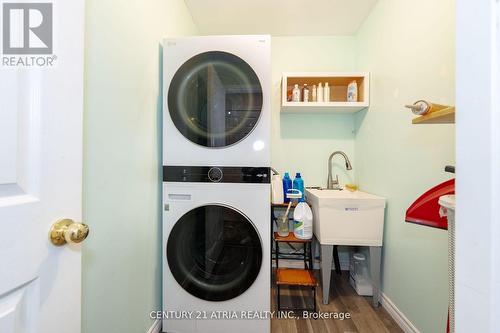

{"left": 147, "top": 319, "right": 162, "bottom": 333}
{"left": 380, "top": 292, "right": 420, "bottom": 333}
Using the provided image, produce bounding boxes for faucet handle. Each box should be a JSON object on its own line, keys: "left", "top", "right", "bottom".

{"left": 332, "top": 175, "right": 339, "bottom": 185}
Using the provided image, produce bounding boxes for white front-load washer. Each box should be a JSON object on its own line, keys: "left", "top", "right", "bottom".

{"left": 163, "top": 35, "right": 270, "bottom": 167}
{"left": 162, "top": 166, "right": 270, "bottom": 333}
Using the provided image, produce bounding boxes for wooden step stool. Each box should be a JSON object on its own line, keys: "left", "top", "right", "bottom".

{"left": 274, "top": 231, "right": 317, "bottom": 313}
{"left": 276, "top": 268, "right": 317, "bottom": 313}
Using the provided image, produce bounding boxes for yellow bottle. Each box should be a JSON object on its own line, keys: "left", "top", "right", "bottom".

{"left": 345, "top": 184, "right": 358, "bottom": 192}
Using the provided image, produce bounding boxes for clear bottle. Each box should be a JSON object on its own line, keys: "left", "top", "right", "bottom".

{"left": 292, "top": 84, "right": 301, "bottom": 102}
{"left": 324, "top": 82, "right": 330, "bottom": 102}
{"left": 312, "top": 85, "right": 317, "bottom": 102}
{"left": 317, "top": 82, "right": 324, "bottom": 102}
{"left": 302, "top": 84, "right": 310, "bottom": 102}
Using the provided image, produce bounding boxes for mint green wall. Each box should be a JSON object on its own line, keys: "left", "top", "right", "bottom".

{"left": 82, "top": 2, "right": 455, "bottom": 331}
{"left": 271, "top": 37, "right": 357, "bottom": 187}
{"left": 354, "top": 1, "right": 455, "bottom": 332}
{"left": 82, "top": 1, "right": 198, "bottom": 333}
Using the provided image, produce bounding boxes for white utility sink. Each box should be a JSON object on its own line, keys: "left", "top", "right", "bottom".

{"left": 306, "top": 188, "right": 386, "bottom": 246}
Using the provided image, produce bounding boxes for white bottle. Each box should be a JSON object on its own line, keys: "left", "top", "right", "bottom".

{"left": 317, "top": 82, "right": 324, "bottom": 102}
{"left": 271, "top": 174, "right": 284, "bottom": 204}
{"left": 292, "top": 84, "right": 301, "bottom": 102}
{"left": 293, "top": 202, "right": 313, "bottom": 239}
{"left": 324, "top": 82, "right": 330, "bottom": 102}
{"left": 312, "top": 85, "right": 317, "bottom": 102}
{"left": 347, "top": 80, "right": 358, "bottom": 102}
{"left": 303, "top": 84, "right": 310, "bottom": 102}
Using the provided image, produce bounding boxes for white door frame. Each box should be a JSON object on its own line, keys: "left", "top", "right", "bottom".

{"left": 456, "top": 0, "right": 500, "bottom": 332}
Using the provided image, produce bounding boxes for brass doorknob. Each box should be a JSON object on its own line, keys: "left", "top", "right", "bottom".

{"left": 49, "top": 219, "right": 89, "bottom": 246}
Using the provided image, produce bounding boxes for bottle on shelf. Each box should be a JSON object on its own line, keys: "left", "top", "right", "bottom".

{"left": 292, "top": 172, "right": 305, "bottom": 202}
{"left": 293, "top": 200, "right": 313, "bottom": 240}
{"left": 324, "top": 82, "right": 330, "bottom": 102}
{"left": 282, "top": 172, "right": 293, "bottom": 203}
{"left": 317, "top": 82, "right": 324, "bottom": 102}
{"left": 303, "top": 84, "right": 310, "bottom": 102}
{"left": 271, "top": 173, "right": 284, "bottom": 204}
{"left": 312, "top": 84, "right": 317, "bottom": 102}
{"left": 292, "top": 84, "right": 301, "bottom": 102}
{"left": 347, "top": 80, "right": 358, "bottom": 102}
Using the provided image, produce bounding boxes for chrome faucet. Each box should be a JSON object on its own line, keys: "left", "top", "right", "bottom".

{"left": 327, "top": 151, "right": 353, "bottom": 190}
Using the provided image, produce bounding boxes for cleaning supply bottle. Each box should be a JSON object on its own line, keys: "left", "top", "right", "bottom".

{"left": 324, "top": 82, "right": 330, "bottom": 102}
{"left": 347, "top": 80, "right": 358, "bottom": 102}
{"left": 293, "top": 200, "right": 313, "bottom": 239}
{"left": 292, "top": 84, "right": 301, "bottom": 102}
{"left": 271, "top": 173, "right": 284, "bottom": 204}
{"left": 282, "top": 172, "right": 293, "bottom": 203}
{"left": 312, "top": 85, "right": 317, "bottom": 102}
{"left": 302, "top": 84, "right": 310, "bottom": 102}
{"left": 317, "top": 82, "right": 324, "bottom": 102}
{"left": 293, "top": 173, "right": 305, "bottom": 202}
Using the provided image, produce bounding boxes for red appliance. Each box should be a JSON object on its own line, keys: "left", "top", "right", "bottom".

{"left": 405, "top": 179, "right": 455, "bottom": 229}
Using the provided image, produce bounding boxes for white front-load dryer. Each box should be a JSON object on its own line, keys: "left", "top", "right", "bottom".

{"left": 163, "top": 35, "right": 270, "bottom": 167}
{"left": 162, "top": 166, "right": 270, "bottom": 333}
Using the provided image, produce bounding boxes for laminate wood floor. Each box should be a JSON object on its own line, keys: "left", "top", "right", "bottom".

{"left": 271, "top": 270, "right": 403, "bottom": 333}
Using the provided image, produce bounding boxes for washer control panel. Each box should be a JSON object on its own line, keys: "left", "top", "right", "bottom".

{"left": 207, "top": 167, "right": 223, "bottom": 182}
{"left": 163, "top": 166, "right": 270, "bottom": 184}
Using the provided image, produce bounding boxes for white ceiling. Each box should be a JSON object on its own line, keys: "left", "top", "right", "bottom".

{"left": 184, "top": 0, "right": 378, "bottom": 36}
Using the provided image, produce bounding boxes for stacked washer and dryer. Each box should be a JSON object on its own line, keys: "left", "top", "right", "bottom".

{"left": 162, "top": 36, "right": 271, "bottom": 333}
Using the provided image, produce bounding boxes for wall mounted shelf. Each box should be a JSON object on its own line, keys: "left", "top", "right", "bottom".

{"left": 281, "top": 72, "right": 369, "bottom": 113}
{"left": 412, "top": 106, "right": 455, "bottom": 124}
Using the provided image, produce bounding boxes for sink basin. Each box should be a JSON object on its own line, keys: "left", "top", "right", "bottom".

{"left": 306, "top": 189, "right": 386, "bottom": 246}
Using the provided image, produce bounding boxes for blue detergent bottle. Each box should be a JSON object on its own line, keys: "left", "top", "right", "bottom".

{"left": 293, "top": 173, "right": 305, "bottom": 202}
{"left": 282, "top": 172, "right": 293, "bottom": 203}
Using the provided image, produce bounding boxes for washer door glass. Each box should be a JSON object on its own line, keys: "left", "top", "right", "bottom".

{"left": 167, "top": 205, "right": 263, "bottom": 301}
{"left": 168, "top": 51, "right": 263, "bottom": 148}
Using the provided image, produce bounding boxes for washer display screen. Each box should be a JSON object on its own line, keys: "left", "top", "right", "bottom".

{"left": 167, "top": 51, "right": 263, "bottom": 148}
{"left": 167, "top": 205, "right": 263, "bottom": 301}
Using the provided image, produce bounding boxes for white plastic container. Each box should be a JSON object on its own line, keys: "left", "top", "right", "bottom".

{"left": 293, "top": 202, "right": 313, "bottom": 239}
{"left": 292, "top": 84, "right": 301, "bottom": 102}
{"left": 347, "top": 80, "right": 358, "bottom": 102}
{"left": 324, "top": 82, "right": 330, "bottom": 102}
{"left": 349, "top": 252, "right": 373, "bottom": 296}
{"left": 317, "top": 82, "right": 324, "bottom": 102}
{"left": 303, "top": 84, "right": 310, "bottom": 102}
{"left": 271, "top": 174, "right": 284, "bottom": 204}
{"left": 439, "top": 195, "right": 456, "bottom": 333}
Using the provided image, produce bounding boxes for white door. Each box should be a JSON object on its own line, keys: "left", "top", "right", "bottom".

{"left": 0, "top": 1, "right": 85, "bottom": 333}
{"left": 456, "top": 0, "right": 500, "bottom": 332}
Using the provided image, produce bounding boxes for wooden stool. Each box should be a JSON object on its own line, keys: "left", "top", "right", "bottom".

{"left": 276, "top": 268, "right": 317, "bottom": 313}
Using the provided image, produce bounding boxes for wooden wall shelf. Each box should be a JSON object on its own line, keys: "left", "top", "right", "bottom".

{"left": 281, "top": 72, "right": 370, "bottom": 113}
{"left": 412, "top": 106, "right": 455, "bottom": 124}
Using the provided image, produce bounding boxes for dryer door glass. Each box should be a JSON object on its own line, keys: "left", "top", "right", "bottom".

{"left": 167, "top": 205, "right": 263, "bottom": 301}
{"left": 168, "top": 51, "right": 263, "bottom": 148}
